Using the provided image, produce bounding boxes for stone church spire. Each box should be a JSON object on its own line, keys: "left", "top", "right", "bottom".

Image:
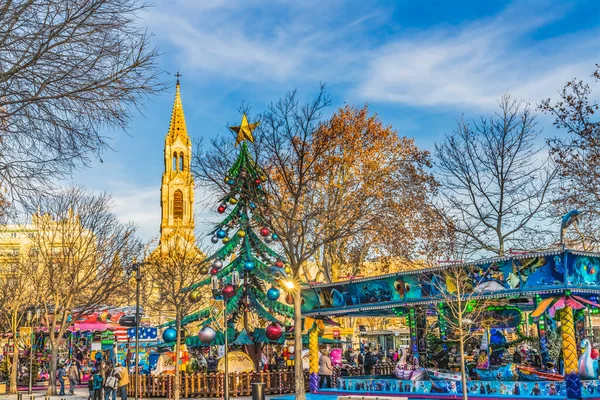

{"left": 160, "top": 79, "right": 195, "bottom": 243}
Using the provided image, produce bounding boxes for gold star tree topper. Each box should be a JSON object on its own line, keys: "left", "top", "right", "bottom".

{"left": 229, "top": 114, "right": 259, "bottom": 146}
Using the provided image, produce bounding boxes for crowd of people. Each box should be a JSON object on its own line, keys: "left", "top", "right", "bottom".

{"left": 319, "top": 345, "right": 402, "bottom": 388}
{"left": 56, "top": 358, "right": 129, "bottom": 400}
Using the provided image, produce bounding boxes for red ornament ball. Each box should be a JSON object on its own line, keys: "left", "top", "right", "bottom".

{"left": 592, "top": 349, "right": 599, "bottom": 360}
{"left": 260, "top": 227, "right": 270, "bottom": 237}
{"left": 222, "top": 284, "right": 235, "bottom": 299}
{"left": 217, "top": 206, "right": 226, "bottom": 214}
{"left": 275, "top": 260, "right": 284, "bottom": 268}
{"left": 265, "top": 322, "right": 283, "bottom": 341}
{"left": 255, "top": 178, "right": 262, "bottom": 185}
{"left": 210, "top": 267, "right": 219, "bottom": 275}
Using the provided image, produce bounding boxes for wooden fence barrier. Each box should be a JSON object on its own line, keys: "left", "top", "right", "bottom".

{"left": 128, "top": 363, "right": 396, "bottom": 398}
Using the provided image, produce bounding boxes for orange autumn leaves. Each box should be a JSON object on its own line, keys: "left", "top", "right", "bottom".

{"left": 267, "top": 104, "right": 448, "bottom": 280}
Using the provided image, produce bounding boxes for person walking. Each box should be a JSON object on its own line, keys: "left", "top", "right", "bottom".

{"left": 57, "top": 364, "right": 67, "bottom": 396}
{"left": 319, "top": 350, "right": 334, "bottom": 389}
{"left": 88, "top": 373, "right": 95, "bottom": 400}
{"left": 67, "top": 360, "right": 79, "bottom": 395}
{"left": 104, "top": 366, "right": 118, "bottom": 400}
{"left": 114, "top": 363, "right": 129, "bottom": 400}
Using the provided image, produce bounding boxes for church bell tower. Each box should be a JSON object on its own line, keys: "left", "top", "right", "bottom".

{"left": 160, "top": 78, "right": 195, "bottom": 243}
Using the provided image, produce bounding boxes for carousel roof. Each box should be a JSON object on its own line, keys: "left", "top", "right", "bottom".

{"left": 301, "top": 249, "right": 600, "bottom": 317}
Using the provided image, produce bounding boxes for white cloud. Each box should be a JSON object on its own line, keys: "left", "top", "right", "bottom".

{"left": 144, "top": 8, "right": 305, "bottom": 81}
{"left": 106, "top": 184, "right": 160, "bottom": 241}
{"left": 141, "top": 1, "right": 598, "bottom": 109}
{"left": 106, "top": 181, "right": 224, "bottom": 246}
{"left": 356, "top": 5, "right": 600, "bottom": 109}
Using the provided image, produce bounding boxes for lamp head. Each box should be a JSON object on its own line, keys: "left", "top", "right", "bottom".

{"left": 561, "top": 209, "right": 580, "bottom": 230}
{"left": 284, "top": 280, "right": 295, "bottom": 290}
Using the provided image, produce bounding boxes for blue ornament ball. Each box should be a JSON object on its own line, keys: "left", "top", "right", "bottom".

{"left": 162, "top": 327, "right": 177, "bottom": 343}
{"left": 244, "top": 260, "right": 255, "bottom": 271}
{"left": 267, "top": 287, "right": 280, "bottom": 301}
{"left": 271, "top": 233, "right": 279, "bottom": 240}
{"left": 216, "top": 229, "right": 227, "bottom": 239}
{"left": 249, "top": 202, "right": 256, "bottom": 209}
{"left": 228, "top": 179, "right": 235, "bottom": 185}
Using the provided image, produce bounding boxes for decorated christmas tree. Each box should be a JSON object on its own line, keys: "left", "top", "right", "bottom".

{"left": 186, "top": 114, "right": 294, "bottom": 344}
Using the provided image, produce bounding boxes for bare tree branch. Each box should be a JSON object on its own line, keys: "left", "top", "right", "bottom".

{"left": 435, "top": 94, "right": 557, "bottom": 258}
{"left": 0, "top": 0, "right": 164, "bottom": 211}
{"left": 21, "top": 187, "right": 142, "bottom": 395}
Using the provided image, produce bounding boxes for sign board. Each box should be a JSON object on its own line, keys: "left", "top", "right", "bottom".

{"left": 217, "top": 351, "right": 254, "bottom": 373}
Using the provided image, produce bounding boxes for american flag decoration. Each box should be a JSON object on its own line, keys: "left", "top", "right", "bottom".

{"left": 112, "top": 326, "right": 131, "bottom": 343}
{"left": 127, "top": 327, "right": 158, "bottom": 341}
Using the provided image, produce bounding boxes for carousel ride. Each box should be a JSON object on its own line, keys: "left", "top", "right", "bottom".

{"left": 302, "top": 250, "right": 600, "bottom": 399}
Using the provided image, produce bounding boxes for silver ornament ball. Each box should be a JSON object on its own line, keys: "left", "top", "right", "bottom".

{"left": 198, "top": 326, "right": 216, "bottom": 343}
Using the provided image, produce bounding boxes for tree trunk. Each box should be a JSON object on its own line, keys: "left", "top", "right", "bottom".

{"left": 174, "top": 314, "right": 181, "bottom": 400}
{"left": 10, "top": 336, "right": 18, "bottom": 394}
{"left": 47, "top": 339, "right": 59, "bottom": 395}
{"left": 293, "top": 290, "right": 305, "bottom": 400}
{"left": 459, "top": 335, "right": 468, "bottom": 400}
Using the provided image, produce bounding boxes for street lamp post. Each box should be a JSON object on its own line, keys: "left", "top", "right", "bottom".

{"left": 27, "top": 309, "right": 40, "bottom": 395}
{"left": 127, "top": 262, "right": 148, "bottom": 400}
{"left": 211, "top": 271, "right": 240, "bottom": 400}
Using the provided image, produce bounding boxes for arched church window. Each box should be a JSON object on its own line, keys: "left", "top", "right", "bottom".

{"left": 173, "top": 152, "right": 178, "bottom": 171}
{"left": 173, "top": 190, "right": 184, "bottom": 219}
{"left": 180, "top": 152, "right": 185, "bottom": 171}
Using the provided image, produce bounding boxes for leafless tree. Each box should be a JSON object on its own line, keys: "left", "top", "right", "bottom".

{"left": 540, "top": 65, "right": 600, "bottom": 250}
{"left": 422, "top": 264, "right": 511, "bottom": 400}
{"left": 0, "top": 0, "right": 163, "bottom": 211}
{"left": 0, "top": 260, "right": 33, "bottom": 393}
{"left": 435, "top": 94, "right": 557, "bottom": 258}
{"left": 22, "top": 187, "right": 141, "bottom": 395}
{"left": 144, "top": 232, "right": 205, "bottom": 400}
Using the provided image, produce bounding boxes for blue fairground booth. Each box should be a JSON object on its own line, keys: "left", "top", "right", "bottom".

{"left": 301, "top": 250, "right": 600, "bottom": 400}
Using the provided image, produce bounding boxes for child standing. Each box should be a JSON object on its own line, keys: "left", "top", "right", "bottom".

{"left": 92, "top": 369, "right": 104, "bottom": 400}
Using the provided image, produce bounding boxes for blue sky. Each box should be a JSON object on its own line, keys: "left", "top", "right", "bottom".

{"left": 71, "top": 0, "right": 600, "bottom": 241}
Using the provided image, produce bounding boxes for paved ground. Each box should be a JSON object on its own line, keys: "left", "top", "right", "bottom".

{"left": 3, "top": 388, "right": 285, "bottom": 400}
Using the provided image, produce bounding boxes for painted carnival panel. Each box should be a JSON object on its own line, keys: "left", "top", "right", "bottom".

{"left": 336, "top": 376, "right": 567, "bottom": 397}
{"left": 302, "top": 274, "right": 422, "bottom": 312}
{"left": 568, "top": 255, "right": 600, "bottom": 286}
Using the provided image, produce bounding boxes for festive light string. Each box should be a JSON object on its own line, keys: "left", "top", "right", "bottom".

{"left": 437, "top": 302, "right": 447, "bottom": 351}
{"left": 408, "top": 308, "right": 417, "bottom": 353}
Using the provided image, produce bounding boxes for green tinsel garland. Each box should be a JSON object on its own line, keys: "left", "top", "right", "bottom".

{"left": 209, "top": 203, "right": 241, "bottom": 235}
{"left": 251, "top": 286, "right": 294, "bottom": 318}
{"left": 248, "top": 229, "right": 286, "bottom": 262}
